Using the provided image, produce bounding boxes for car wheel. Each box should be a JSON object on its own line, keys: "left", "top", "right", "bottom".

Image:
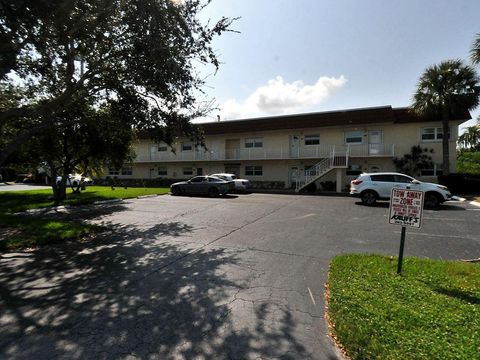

{"left": 424, "top": 192, "right": 440, "bottom": 208}
{"left": 361, "top": 190, "right": 377, "bottom": 206}
{"left": 171, "top": 186, "right": 181, "bottom": 196}
{"left": 208, "top": 187, "right": 219, "bottom": 198}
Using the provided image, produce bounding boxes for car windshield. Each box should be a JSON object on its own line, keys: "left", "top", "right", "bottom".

{"left": 230, "top": 175, "right": 237, "bottom": 180}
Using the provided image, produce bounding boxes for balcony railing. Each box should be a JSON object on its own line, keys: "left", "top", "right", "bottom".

{"left": 134, "top": 143, "right": 395, "bottom": 162}
{"left": 347, "top": 143, "right": 395, "bottom": 157}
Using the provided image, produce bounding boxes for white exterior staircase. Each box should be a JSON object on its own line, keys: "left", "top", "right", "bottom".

{"left": 295, "top": 151, "right": 349, "bottom": 192}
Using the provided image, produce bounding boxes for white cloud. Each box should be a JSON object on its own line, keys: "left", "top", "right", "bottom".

{"left": 220, "top": 75, "right": 347, "bottom": 120}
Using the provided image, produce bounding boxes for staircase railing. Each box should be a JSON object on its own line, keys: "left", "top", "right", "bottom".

{"left": 295, "top": 151, "right": 348, "bottom": 192}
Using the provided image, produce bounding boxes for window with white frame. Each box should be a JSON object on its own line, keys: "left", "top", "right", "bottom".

{"left": 181, "top": 141, "right": 193, "bottom": 151}
{"left": 157, "top": 143, "right": 168, "bottom": 152}
{"left": 420, "top": 164, "right": 443, "bottom": 176}
{"left": 108, "top": 168, "right": 119, "bottom": 175}
{"left": 121, "top": 167, "right": 133, "bottom": 176}
{"left": 183, "top": 167, "right": 193, "bottom": 176}
{"left": 245, "top": 165, "right": 263, "bottom": 176}
{"left": 345, "top": 131, "right": 364, "bottom": 144}
{"left": 421, "top": 127, "right": 449, "bottom": 141}
{"left": 245, "top": 137, "right": 263, "bottom": 148}
{"left": 304, "top": 134, "right": 320, "bottom": 145}
{"left": 158, "top": 167, "right": 168, "bottom": 176}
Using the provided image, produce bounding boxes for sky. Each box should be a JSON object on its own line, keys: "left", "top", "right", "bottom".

{"left": 195, "top": 0, "right": 480, "bottom": 131}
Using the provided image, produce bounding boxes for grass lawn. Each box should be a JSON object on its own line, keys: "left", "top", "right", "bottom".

{"left": 327, "top": 254, "right": 480, "bottom": 360}
{"left": 0, "top": 186, "right": 170, "bottom": 250}
{"left": 0, "top": 185, "right": 170, "bottom": 213}
{"left": 0, "top": 214, "right": 102, "bottom": 251}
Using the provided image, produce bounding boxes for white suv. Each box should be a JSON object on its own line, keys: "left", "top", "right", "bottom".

{"left": 350, "top": 172, "right": 452, "bottom": 208}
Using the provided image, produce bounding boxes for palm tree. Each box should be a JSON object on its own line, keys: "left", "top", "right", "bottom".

{"left": 458, "top": 120, "right": 480, "bottom": 151}
{"left": 411, "top": 59, "right": 480, "bottom": 175}
{"left": 471, "top": 33, "right": 480, "bottom": 65}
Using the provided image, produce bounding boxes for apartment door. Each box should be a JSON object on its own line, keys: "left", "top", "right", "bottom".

{"left": 290, "top": 135, "right": 300, "bottom": 158}
{"left": 288, "top": 166, "right": 300, "bottom": 188}
{"left": 225, "top": 139, "right": 240, "bottom": 159}
{"left": 368, "top": 131, "right": 383, "bottom": 155}
{"left": 150, "top": 144, "right": 157, "bottom": 160}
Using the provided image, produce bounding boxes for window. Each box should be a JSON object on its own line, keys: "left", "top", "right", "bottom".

{"left": 181, "top": 141, "right": 193, "bottom": 151}
{"left": 345, "top": 131, "right": 364, "bottom": 144}
{"left": 190, "top": 176, "right": 205, "bottom": 183}
{"left": 370, "top": 174, "right": 395, "bottom": 182}
{"left": 420, "top": 164, "right": 443, "bottom": 176}
{"left": 245, "top": 137, "right": 263, "bottom": 148}
{"left": 304, "top": 134, "right": 320, "bottom": 145}
{"left": 183, "top": 167, "right": 193, "bottom": 176}
{"left": 245, "top": 166, "right": 263, "bottom": 176}
{"left": 158, "top": 167, "right": 167, "bottom": 176}
{"left": 394, "top": 174, "right": 413, "bottom": 183}
{"left": 421, "top": 127, "right": 449, "bottom": 141}
{"left": 121, "top": 167, "right": 133, "bottom": 176}
{"left": 346, "top": 164, "right": 362, "bottom": 176}
{"left": 157, "top": 143, "right": 168, "bottom": 152}
{"left": 108, "top": 168, "right": 119, "bottom": 175}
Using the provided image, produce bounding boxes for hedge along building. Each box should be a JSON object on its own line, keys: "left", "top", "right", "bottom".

{"left": 109, "top": 106, "right": 470, "bottom": 192}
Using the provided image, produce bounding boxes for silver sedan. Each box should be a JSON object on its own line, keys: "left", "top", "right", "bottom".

{"left": 170, "top": 176, "right": 234, "bottom": 197}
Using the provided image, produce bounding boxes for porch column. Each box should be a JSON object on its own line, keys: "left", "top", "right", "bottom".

{"left": 336, "top": 168, "right": 343, "bottom": 193}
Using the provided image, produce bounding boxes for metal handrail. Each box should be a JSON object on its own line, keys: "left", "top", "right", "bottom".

{"left": 295, "top": 151, "right": 349, "bottom": 192}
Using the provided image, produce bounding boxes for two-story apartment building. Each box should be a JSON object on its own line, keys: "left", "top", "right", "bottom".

{"left": 108, "top": 106, "right": 470, "bottom": 192}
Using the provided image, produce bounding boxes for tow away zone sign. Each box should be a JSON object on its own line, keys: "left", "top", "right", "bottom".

{"left": 388, "top": 188, "right": 424, "bottom": 228}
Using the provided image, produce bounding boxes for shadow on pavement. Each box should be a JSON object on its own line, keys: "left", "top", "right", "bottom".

{"left": 354, "top": 201, "right": 466, "bottom": 211}
{"left": 431, "top": 204, "right": 466, "bottom": 211}
{"left": 0, "top": 214, "right": 310, "bottom": 359}
{"left": 354, "top": 201, "right": 389, "bottom": 208}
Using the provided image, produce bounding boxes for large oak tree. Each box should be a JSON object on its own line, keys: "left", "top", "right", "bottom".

{"left": 0, "top": 0, "right": 235, "bottom": 201}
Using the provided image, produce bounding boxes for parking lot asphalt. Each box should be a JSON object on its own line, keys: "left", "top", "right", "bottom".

{"left": 1, "top": 194, "right": 479, "bottom": 359}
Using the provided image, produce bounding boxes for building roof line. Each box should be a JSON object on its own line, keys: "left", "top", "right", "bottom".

{"left": 199, "top": 105, "right": 395, "bottom": 124}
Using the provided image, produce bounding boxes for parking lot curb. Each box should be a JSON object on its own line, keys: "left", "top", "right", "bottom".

{"left": 14, "top": 199, "right": 125, "bottom": 215}
{"left": 92, "top": 199, "right": 124, "bottom": 205}
{"left": 251, "top": 189, "right": 350, "bottom": 197}
{"left": 136, "top": 194, "right": 159, "bottom": 199}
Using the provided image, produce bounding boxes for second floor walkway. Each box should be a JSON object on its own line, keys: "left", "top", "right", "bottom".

{"left": 134, "top": 143, "right": 396, "bottom": 162}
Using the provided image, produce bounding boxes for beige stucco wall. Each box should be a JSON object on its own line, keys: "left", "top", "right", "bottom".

{"left": 123, "top": 119, "right": 464, "bottom": 187}
{"left": 383, "top": 121, "right": 459, "bottom": 174}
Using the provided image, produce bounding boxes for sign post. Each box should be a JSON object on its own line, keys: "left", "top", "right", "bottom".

{"left": 388, "top": 188, "right": 424, "bottom": 274}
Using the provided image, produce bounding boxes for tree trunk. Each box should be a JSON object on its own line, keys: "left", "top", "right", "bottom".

{"left": 53, "top": 181, "right": 67, "bottom": 205}
{"left": 48, "top": 164, "right": 68, "bottom": 205}
{"left": 441, "top": 110, "right": 450, "bottom": 176}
